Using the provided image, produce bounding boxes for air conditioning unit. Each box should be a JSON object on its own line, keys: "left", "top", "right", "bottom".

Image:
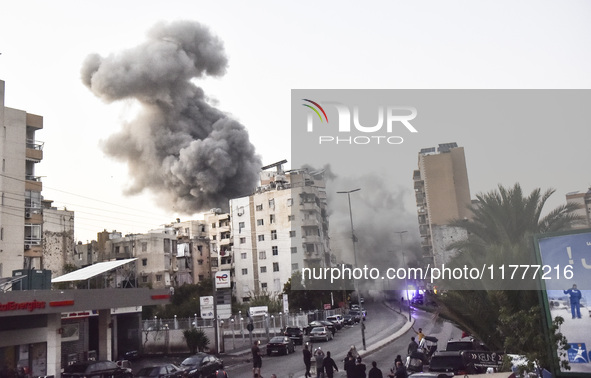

{"left": 24, "top": 244, "right": 31, "bottom": 250}
{"left": 25, "top": 212, "right": 31, "bottom": 218}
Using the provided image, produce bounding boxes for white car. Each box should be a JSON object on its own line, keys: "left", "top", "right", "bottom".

{"left": 326, "top": 315, "right": 343, "bottom": 328}
{"left": 309, "top": 326, "right": 333, "bottom": 342}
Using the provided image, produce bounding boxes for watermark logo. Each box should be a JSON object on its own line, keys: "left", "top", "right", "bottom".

{"left": 301, "top": 99, "right": 418, "bottom": 145}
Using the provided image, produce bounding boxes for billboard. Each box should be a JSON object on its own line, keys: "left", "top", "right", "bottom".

{"left": 214, "top": 270, "right": 231, "bottom": 289}
{"left": 536, "top": 229, "right": 591, "bottom": 376}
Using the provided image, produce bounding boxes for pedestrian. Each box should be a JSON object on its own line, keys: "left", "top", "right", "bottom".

{"left": 412, "top": 327, "right": 425, "bottom": 342}
{"left": 368, "top": 361, "right": 383, "bottom": 378}
{"left": 344, "top": 352, "right": 356, "bottom": 378}
{"left": 564, "top": 284, "right": 583, "bottom": 319}
{"left": 314, "top": 347, "right": 325, "bottom": 378}
{"left": 323, "top": 351, "right": 339, "bottom": 378}
{"left": 252, "top": 340, "right": 263, "bottom": 377}
{"left": 353, "top": 356, "right": 366, "bottom": 378}
{"left": 387, "top": 361, "right": 407, "bottom": 378}
{"left": 394, "top": 355, "right": 402, "bottom": 366}
{"left": 407, "top": 337, "right": 418, "bottom": 355}
{"left": 303, "top": 344, "right": 312, "bottom": 378}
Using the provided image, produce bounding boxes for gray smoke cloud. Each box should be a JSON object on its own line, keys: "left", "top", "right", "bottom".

{"left": 325, "top": 167, "right": 421, "bottom": 291}
{"left": 81, "top": 20, "right": 261, "bottom": 213}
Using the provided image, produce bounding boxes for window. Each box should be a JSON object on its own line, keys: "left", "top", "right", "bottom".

{"left": 292, "top": 263, "right": 299, "bottom": 271}
{"left": 212, "top": 235, "right": 217, "bottom": 240}
{"left": 260, "top": 266, "right": 267, "bottom": 273}
{"left": 258, "top": 235, "right": 265, "bottom": 242}
{"left": 273, "top": 262, "right": 279, "bottom": 272}
{"left": 239, "top": 222, "right": 245, "bottom": 233}
{"left": 287, "top": 198, "right": 293, "bottom": 206}
{"left": 272, "top": 246, "right": 278, "bottom": 256}
{"left": 269, "top": 214, "right": 276, "bottom": 224}
{"left": 124, "top": 246, "right": 129, "bottom": 254}
{"left": 142, "top": 258, "right": 147, "bottom": 266}
{"left": 271, "top": 230, "right": 277, "bottom": 240}
{"left": 142, "top": 242, "right": 147, "bottom": 252}
{"left": 289, "top": 230, "right": 296, "bottom": 237}
{"left": 198, "top": 275, "right": 204, "bottom": 281}
{"left": 115, "top": 246, "right": 120, "bottom": 254}
{"left": 291, "top": 247, "right": 297, "bottom": 254}
{"left": 142, "top": 276, "right": 148, "bottom": 283}
{"left": 257, "top": 219, "right": 264, "bottom": 226}
{"left": 256, "top": 204, "right": 263, "bottom": 211}
{"left": 241, "top": 252, "right": 247, "bottom": 259}
{"left": 261, "top": 282, "right": 268, "bottom": 290}
{"left": 259, "top": 251, "right": 267, "bottom": 260}
{"left": 156, "top": 274, "right": 162, "bottom": 282}
{"left": 211, "top": 223, "right": 216, "bottom": 229}
{"left": 198, "top": 259, "right": 204, "bottom": 265}
{"left": 240, "top": 237, "right": 246, "bottom": 244}
{"left": 242, "top": 268, "right": 248, "bottom": 275}
{"left": 268, "top": 199, "right": 275, "bottom": 209}
{"left": 288, "top": 214, "right": 295, "bottom": 221}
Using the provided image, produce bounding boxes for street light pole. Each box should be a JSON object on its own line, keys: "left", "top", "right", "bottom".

{"left": 395, "top": 231, "right": 411, "bottom": 322}
{"left": 337, "top": 188, "right": 366, "bottom": 350}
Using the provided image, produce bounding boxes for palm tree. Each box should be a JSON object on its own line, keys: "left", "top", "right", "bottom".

{"left": 434, "top": 183, "right": 582, "bottom": 368}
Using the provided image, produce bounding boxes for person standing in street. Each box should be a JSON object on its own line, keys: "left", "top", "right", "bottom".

{"left": 564, "top": 284, "right": 583, "bottom": 319}
{"left": 344, "top": 352, "right": 356, "bottom": 378}
{"left": 252, "top": 341, "right": 262, "bottom": 377}
{"left": 353, "top": 356, "right": 367, "bottom": 378}
{"left": 407, "top": 337, "right": 418, "bottom": 355}
{"left": 368, "top": 361, "right": 383, "bottom": 378}
{"left": 323, "top": 351, "right": 339, "bottom": 378}
{"left": 303, "top": 344, "right": 312, "bottom": 378}
{"left": 314, "top": 347, "right": 325, "bottom": 378}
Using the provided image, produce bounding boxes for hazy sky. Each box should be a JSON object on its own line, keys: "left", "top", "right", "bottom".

{"left": 1, "top": 0, "right": 590, "bottom": 243}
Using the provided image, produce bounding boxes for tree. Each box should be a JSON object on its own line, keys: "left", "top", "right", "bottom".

{"left": 435, "top": 183, "right": 582, "bottom": 371}
{"left": 183, "top": 328, "right": 210, "bottom": 353}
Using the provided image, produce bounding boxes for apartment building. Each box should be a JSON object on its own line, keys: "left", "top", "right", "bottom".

{"left": 413, "top": 142, "right": 472, "bottom": 266}
{"left": 0, "top": 80, "right": 45, "bottom": 277}
{"left": 230, "top": 162, "right": 330, "bottom": 303}
{"left": 566, "top": 188, "right": 591, "bottom": 229}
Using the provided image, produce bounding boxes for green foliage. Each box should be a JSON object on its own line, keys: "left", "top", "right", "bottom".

{"left": 183, "top": 328, "right": 210, "bottom": 353}
{"left": 234, "top": 292, "right": 282, "bottom": 314}
{"left": 282, "top": 271, "right": 350, "bottom": 311}
{"left": 153, "top": 280, "right": 212, "bottom": 318}
{"left": 435, "top": 183, "right": 581, "bottom": 371}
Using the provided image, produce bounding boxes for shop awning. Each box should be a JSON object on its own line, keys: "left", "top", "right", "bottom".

{"left": 51, "top": 258, "right": 137, "bottom": 283}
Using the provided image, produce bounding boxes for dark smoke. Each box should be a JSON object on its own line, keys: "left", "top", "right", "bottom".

{"left": 81, "top": 20, "right": 261, "bottom": 212}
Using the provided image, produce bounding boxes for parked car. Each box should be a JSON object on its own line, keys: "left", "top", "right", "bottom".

{"left": 427, "top": 351, "right": 478, "bottom": 375}
{"left": 266, "top": 336, "right": 295, "bottom": 356}
{"left": 62, "top": 360, "right": 133, "bottom": 378}
{"left": 136, "top": 364, "right": 186, "bottom": 378}
{"left": 304, "top": 320, "right": 336, "bottom": 335}
{"left": 326, "top": 315, "right": 343, "bottom": 329}
{"left": 408, "top": 373, "right": 453, "bottom": 378}
{"left": 284, "top": 326, "right": 304, "bottom": 345}
{"left": 342, "top": 314, "right": 355, "bottom": 326}
{"left": 411, "top": 294, "right": 424, "bottom": 305}
{"left": 348, "top": 310, "right": 361, "bottom": 323}
{"left": 180, "top": 353, "right": 224, "bottom": 378}
{"left": 309, "top": 326, "right": 333, "bottom": 342}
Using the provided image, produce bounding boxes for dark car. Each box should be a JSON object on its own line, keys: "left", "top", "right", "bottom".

{"left": 284, "top": 326, "right": 304, "bottom": 345}
{"left": 445, "top": 338, "right": 489, "bottom": 352}
{"left": 411, "top": 294, "right": 424, "bottom": 305}
{"left": 136, "top": 364, "right": 186, "bottom": 378}
{"left": 428, "top": 351, "right": 478, "bottom": 375}
{"left": 62, "top": 360, "right": 133, "bottom": 378}
{"left": 266, "top": 336, "right": 295, "bottom": 356}
{"left": 348, "top": 310, "right": 361, "bottom": 323}
{"left": 342, "top": 314, "right": 355, "bottom": 326}
{"left": 180, "top": 353, "right": 224, "bottom": 378}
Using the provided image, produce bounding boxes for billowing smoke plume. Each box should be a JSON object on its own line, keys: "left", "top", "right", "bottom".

{"left": 324, "top": 167, "right": 421, "bottom": 292}
{"left": 81, "top": 20, "right": 261, "bottom": 212}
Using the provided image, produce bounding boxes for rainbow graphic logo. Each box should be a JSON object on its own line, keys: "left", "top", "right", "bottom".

{"left": 302, "top": 99, "right": 328, "bottom": 123}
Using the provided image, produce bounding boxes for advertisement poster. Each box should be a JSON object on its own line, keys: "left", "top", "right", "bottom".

{"left": 537, "top": 230, "right": 591, "bottom": 375}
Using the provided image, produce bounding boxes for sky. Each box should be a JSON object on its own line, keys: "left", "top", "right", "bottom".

{"left": 1, "top": 0, "right": 591, "bottom": 244}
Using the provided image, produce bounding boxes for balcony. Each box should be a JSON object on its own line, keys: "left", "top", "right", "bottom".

{"left": 26, "top": 139, "right": 44, "bottom": 162}
{"left": 25, "top": 175, "right": 42, "bottom": 192}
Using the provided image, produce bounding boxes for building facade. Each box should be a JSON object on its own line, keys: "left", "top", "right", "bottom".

{"left": 230, "top": 164, "right": 330, "bottom": 303}
{"left": 413, "top": 142, "right": 472, "bottom": 266}
{"left": 566, "top": 188, "right": 591, "bottom": 229}
{"left": 0, "top": 80, "right": 45, "bottom": 276}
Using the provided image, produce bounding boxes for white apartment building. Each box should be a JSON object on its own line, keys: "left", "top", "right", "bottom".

{"left": 230, "top": 164, "right": 330, "bottom": 303}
